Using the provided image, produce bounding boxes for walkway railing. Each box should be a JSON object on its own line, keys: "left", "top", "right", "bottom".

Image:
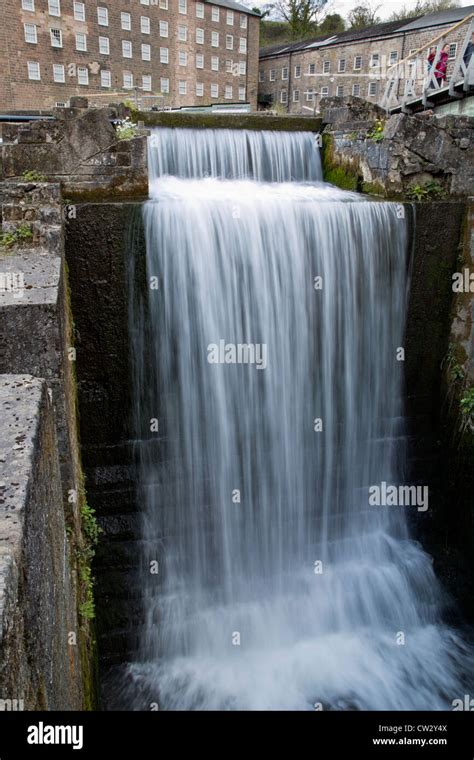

{"left": 381, "top": 13, "right": 474, "bottom": 112}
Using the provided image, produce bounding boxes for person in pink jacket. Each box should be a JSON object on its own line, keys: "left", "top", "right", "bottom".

{"left": 427, "top": 44, "right": 450, "bottom": 87}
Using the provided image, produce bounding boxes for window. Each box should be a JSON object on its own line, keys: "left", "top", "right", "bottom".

{"left": 282, "top": 67, "right": 288, "bottom": 80}
{"left": 142, "top": 44, "right": 151, "bottom": 61}
{"left": 179, "top": 50, "right": 188, "bottom": 65}
{"left": 352, "top": 83, "right": 360, "bottom": 96}
{"left": 123, "top": 71, "right": 133, "bottom": 88}
{"left": 27, "top": 61, "right": 40, "bottom": 80}
{"left": 196, "top": 82, "right": 204, "bottom": 96}
{"left": 226, "top": 59, "right": 233, "bottom": 73}
{"left": 159, "top": 0, "right": 168, "bottom": 7}
{"left": 240, "top": 14, "right": 247, "bottom": 28}
{"left": 225, "top": 84, "right": 232, "bottom": 99}
{"left": 239, "top": 38, "right": 247, "bottom": 53}
{"left": 22, "top": 0, "right": 35, "bottom": 10}
{"left": 142, "top": 75, "right": 151, "bottom": 91}
{"left": 280, "top": 89, "right": 287, "bottom": 104}
{"left": 239, "top": 61, "right": 246, "bottom": 75}
{"left": 178, "top": 80, "right": 187, "bottom": 95}
{"left": 336, "top": 85, "right": 344, "bottom": 96}
{"left": 50, "top": 29, "right": 62, "bottom": 47}
{"left": 211, "top": 56, "right": 219, "bottom": 71}
{"left": 305, "top": 90, "right": 314, "bottom": 101}
{"left": 78, "top": 65, "right": 89, "bottom": 85}
{"left": 160, "top": 47, "right": 169, "bottom": 64}
{"left": 196, "top": 28, "right": 204, "bottom": 43}
{"left": 178, "top": 25, "right": 187, "bottom": 41}
{"left": 160, "top": 21, "right": 169, "bottom": 37}
{"left": 211, "top": 83, "right": 219, "bottom": 97}
{"left": 370, "top": 53, "right": 380, "bottom": 67}
{"left": 121, "top": 12, "right": 131, "bottom": 31}
{"left": 179, "top": 0, "right": 186, "bottom": 13}
{"left": 227, "top": 10, "right": 234, "bottom": 24}
{"left": 122, "top": 40, "right": 132, "bottom": 58}
{"left": 293, "top": 89, "right": 300, "bottom": 102}
{"left": 24, "top": 23, "right": 37, "bottom": 44}
{"left": 74, "top": 2, "right": 85, "bottom": 21}
{"left": 53, "top": 63, "right": 65, "bottom": 82}
{"left": 321, "top": 86, "right": 329, "bottom": 96}
{"left": 55, "top": 101, "right": 67, "bottom": 107}
{"left": 294, "top": 65, "right": 301, "bottom": 78}
{"left": 76, "top": 32, "right": 87, "bottom": 51}
{"left": 308, "top": 63, "right": 315, "bottom": 74}
{"left": 48, "top": 0, "right": 60, "bottom": 16}
{"left": 269, "top": 69, "right": 276, "bottom": 81}
{"left": 196, "top": 2, "right": 204, "bottom": 18}
{"left": 99, "top": 36, "right": 109, "bottom": 55}
{"left": 389, "top": 50, "right": 398, "bottom": 64}
{"left": 448, "top": 43, "right": 457, "bottom": 59}
{"left": 212, "top": 7, "right": 220, "bottom": 22}
{"left": 212, "top": 31, "right": 219, "bottom": 47}
{"left": 353, "top": 55, "right": 362, "bottom": 70}
{"left": 160, "top": 77, "right": 169, "bottom": 93}
{"left": 259, "top": 70, "right": 264, "bottom": 82}
{"left": 97, "top": 7, "right": 108, "bottom": 26}
{"left": 101, "top": 70, "right": 111, "bottom": 87}
{"left": 141, "top": 16, "right": 150, "bottom": 34}
{"left": 368, "top": 81, "right": 377, "bottom": 95}
{"left": 141, "top": 0, "right": 149, "bottom": 4}
{"left": 338, "top": 58, "right": 346, "bottom": 73}
{"left": 323, "top": 60, "right": 330, "bottom": 73}
{"left": 226, "top": 35, "right": 233, "bottom": 49}
{"left": 238, "top": 85, "right": 245, "bottom": 100}
{"left": 196, "top": 53, "right": 204, "bottom": 68}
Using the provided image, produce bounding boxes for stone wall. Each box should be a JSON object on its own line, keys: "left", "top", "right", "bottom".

{"left": 321, "top": 96, "right": 474, "bottom": 197}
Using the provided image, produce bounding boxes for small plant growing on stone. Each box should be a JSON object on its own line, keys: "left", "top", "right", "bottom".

{"left": 407, "top": 180, "right": 445, "bottom": 201}
{"left": 0, "top": 231, "right": 17, "bottom": 249}
{"left": 21, "top": 169, "right": 46, "bottom": 182}
{"left": 460, "top": 387, "right": 474, "bottom": 430}
{"left": 116, "top": 117, "right": 139, "bottom": 140}
{"left": 0, "top": 225, "right": 33, "bottom": 249}
{"left": 367, "top": 118, "right": 385, "bottom": 142}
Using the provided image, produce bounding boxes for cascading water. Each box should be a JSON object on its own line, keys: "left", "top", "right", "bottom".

{"left": 122, "top": 128, "right": 472, "bottom": 710}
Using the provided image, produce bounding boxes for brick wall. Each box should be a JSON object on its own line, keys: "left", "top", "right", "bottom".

{"left": 0, "top": 0, "right": 260, "bottom": 111}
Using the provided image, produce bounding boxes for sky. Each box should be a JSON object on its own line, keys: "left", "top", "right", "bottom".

{"left": 253, "top": 0, "right": 473, "bottom": 23}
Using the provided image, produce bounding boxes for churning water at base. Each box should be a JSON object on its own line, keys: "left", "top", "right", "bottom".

{"left": 122, "top": 129, "right": 472, "bottom": 710}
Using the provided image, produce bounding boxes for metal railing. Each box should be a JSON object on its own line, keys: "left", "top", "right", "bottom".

{"left": 381, "top": 13, "right": 474, "bottom": 112}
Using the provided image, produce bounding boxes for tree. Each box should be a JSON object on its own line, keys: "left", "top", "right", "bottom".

{"left": 272, "top": 0, "right": 330, "bottom": 39}
{"left": 347, "top": 2, "right": 381, "bottom": 30}
{"left": 319, "top": 12, "right": 345, "bottom": 33}
{"left": 390, "top": 0, "right": 459, "bottom": 21}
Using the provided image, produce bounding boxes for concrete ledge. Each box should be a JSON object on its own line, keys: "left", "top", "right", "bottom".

{"left": 134, "top": 110, "right": 322, "bottom": 132}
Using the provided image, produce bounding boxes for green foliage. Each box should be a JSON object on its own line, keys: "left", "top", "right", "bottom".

{"left": 325, "top": 166, "right": 358, "bottom": 190}
{"left": 407, "top": 180, "right": 446, "bottom": 201}
{"left": 0, "top": 224, "right": 33, "bottom": 249}
{"left": 367, "top": 118, "right": 385, "bottom": 141}
{"left": 116, "top": 117, "right": 139, "bottom": 140}
{"left": 22, "top": 169, "right": 46, "bottom": 182}
{"left": 348, "top": 2, "right": 381, "bottom": 30}
{"left": 444, "top": 343, "right": 465, "bottom": 384}
{"left": 390, "top": 0, "right": 459, "bottom": 21}
{"left": 460, "top": 387, "right": 474, "bottom": 423}
{"left": 260, "top": 11, "right": 344, "bottom": 46}
{"left": 81, "top": 501, "right": 101, "bottom": 547}
{"left": 75, "top": 496, "right": 101, "bottom": 623}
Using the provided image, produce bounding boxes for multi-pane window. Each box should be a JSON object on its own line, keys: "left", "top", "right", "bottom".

{"left": 282, "top": 67, "right": 288, "bottom": 80}
{"left": 141, "top": 17, "right": 150, "bottom": 34}
{"left": 142, "top": 75, "right": 151, "bottom": 91}
{"left": 50, "top": 29, "right": 62, "bottom": 47}
{"left": 308, "top": 63, "right": 315, "bottom": 74}
{"left": 352, "top": 83, "right": 360, "bottom": 95}
{"left": 259, "top": 70, "right": 264, "bottom": 82}
{"left": 269, "top": 69, "right": 276, "bottom": 81}
{"left": 196, "top": 82, "right": 204, "bottom": 96}
{"left": 196, "top": 53, "right": 204, "bottom": 68}
{"left": 141, "top": 0, "right": 149, "bottom": 4}
{"left": 179, "top": 0, "right": 186, "bottom": 13}
{"left": 123, "top": 71, "right": 133, "bottom": 88}
{"left": 211, "top": 83, "right": 218, "bottom": 97}
{"left": 321, "top": 86, "right": 329, "bottom": 96}
{"left": 211, "top": 56, "right": 219, "bottom": 71}
{"left": 48, "top": 0, "right": 60, "bottom": 16}
{"left": 240, "top": 14, "right": 247, "bottom": 28}
{"left": 239, "top": 61, "right": 246, "bottom": 75}
{"left": 159, "top": 0, "right": 168, "bottom": 6}
{"left": 121, "top": 13, "right": 131, "bottom": 31}
{"left": 53, "top": 63, "right": 65, "bottom": 82}
{"left": 226, "top": 35, "right": 233, "bottom": 49}
{"left": 448, "top": 43, "right": 457, "bottom": 59}
{"left": 22, "top": 0, "right": 35, "bottom": 10}
{"left": 142, "top": 44, "right": 151, "bottom": 61}
{"left": 353, "top": 55, "right": 362, "bottom": 70}
{"left": 338, "top": 59, "right": 346, "bottom": 72}
{"left": 196, "top": 28, "right": 204, "bottom": 43}
{"left": 178, "top": 80, "right": 187, "bottom": 95}
{"left": 225, "top": 59, "right": 233, "bottom": 73}
{"left": 76, "top": 32, "right": 87, "bottom": 51}
{"left": 99, "top": 36, "right": 109, "bottom": 55}
{"left": 239, "top": 38, "right": 246, "bottom": 53}
{"left": 97, "top": 7, "right": 108, "bottom": 26}
{"left": 160, "top": 77, "right": 169, "bottom": 93}
{"left": 212, "top": 7, "right": 219, "bottom": 21}
{"left": 160, "top": 47, "right": 169, "bottom": 64}
{"left": 211, "top": 31, "right": 219, "bottom": 47}
{"left": 122, "top": 41, "right": 132, "bottom": 58}
{"left": 74, "top": 2, "right": 85, "bottom": 21}
{"left": 370, "top": 53, "right": 380, "bottom": 67}
{"left": 389, "top": 50, "right": 398, "bottom": 64}
{"left": 238, "top": 85, "right": 245, "bottom": 100}
{"left": 323, "top": 60, "right": 330, "bottom": 73}
{"left": 225, "top": 85, "right": 232, "bottom": 99}
{"left": 293, "top": 89, "right": 300, "bottom": 102}
{"left": 160, "top": 21, "right": 169, "bottom": 37}
{"left": 196, "top": 2, "right": 204, "bottom": 18}
{"left": 280, "top": 89, "right": 287, "bottom": 104}
{"left": 178, "top": 25, "right": 187, "bottom": 41}
{"left": 101, "top": 70, "right": 111, "bottom": 87}
{"left": 24, "top": 23, "right": 37, "bottom": 44}
{"left": 27, "top": 61, "right": 40, "bottom": 80}
{"left": 306, "top": 90, "right": 314, "bottom": 101}
{"left": 336, "top": 85, "right": 344, "bottom": 96}
{"left": 368, "top": 81, "right": 377, "bottom": 95}
{"left": 179, "top": 50, "right": 187, "bottom": 65}
{"left": 294, "top": 64, "right": 301, "bottom": 78}
{"left": 78, "top": 66, "right": 89, "bottom": 85}
{"left": 227, "top": 11, "right": 234, "bottom": 24}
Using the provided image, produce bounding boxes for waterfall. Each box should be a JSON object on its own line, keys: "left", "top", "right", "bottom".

{"left": 123, "top": 127, "right": 472, "bottom": 710}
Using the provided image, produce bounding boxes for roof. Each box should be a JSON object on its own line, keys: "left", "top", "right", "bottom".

{"left": 259, "top": 5, "right": 474, "bottom": 58}
{"left": 397, "top": 4, "right": 474, "bottom": 31}
{"left": 206, "top": 0, "right": 260, "bottom": 17}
